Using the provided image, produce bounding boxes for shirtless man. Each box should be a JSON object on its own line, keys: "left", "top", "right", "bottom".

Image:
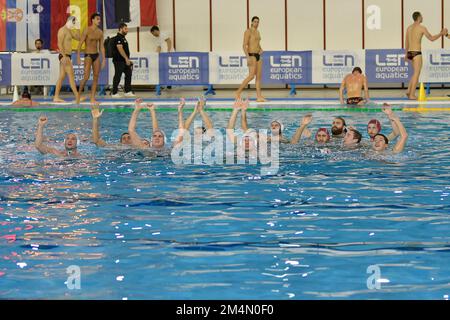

{"left": 405, "top": 12, "right": 447, "bottom": 100}
{"left": 77, "top": 13, "right": 106, "bottom": 103}
{"left": 235, "top": 16, "right": 266, "bottom": 102}
{"left": 339, "top": 67, "right": 369, "bottom": 105}
{"left": 53, "top": 16, "right": 81, "bottom": 104}
{"left": 35, "top": 116, "right": 81, "bottom": 157}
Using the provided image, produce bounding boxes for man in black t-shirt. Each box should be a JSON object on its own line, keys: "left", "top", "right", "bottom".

{"left": 112, "top": 23, "right": 135, "bottom": 98}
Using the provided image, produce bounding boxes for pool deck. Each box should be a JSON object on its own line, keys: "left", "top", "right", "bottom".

{"left": 1, "top": 88, "right": 450, "bottom": 109}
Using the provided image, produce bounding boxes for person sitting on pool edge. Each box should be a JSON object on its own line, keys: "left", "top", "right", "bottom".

{"left": 91, "top": 101, "right": 146, "bottom": 147}
{"left": 339, "top": 67, "right": 370, "bottom": 106}
{"left": 343, "top": 127, "right": 363, "bottom": 148}
{"left": 372, "top": 106, "right": 408, "bottom": 154}
{"left": 331, "top": 117, "right": 347, "bottom": 138}
{"left": 128, "top": 100, "right": 185, "bottom": 152}
{"left": 367, "top": 103, "right": 400, "bottom": 141}
{"left": 35, "top": 116, "right": 81, "bottom": 157}
{"left": 12, "top": 91, "right": 40, "bottom": 107}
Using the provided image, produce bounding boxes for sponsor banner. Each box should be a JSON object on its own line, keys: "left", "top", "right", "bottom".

{"left": 365, "top": 49, "right": 412, "bottom": 83}
{"left": 312, "top": 50, "right": 365, "bottom": 84}
{"left": 262, "top": 51, "right": 312, "bottom": 84}
{"left": 209, "top": 52, "right": 248, "bottom": 85}
{"left": 11, "top": 53, "right": 59, "bottom": 85}
{"left": 0, "top": 53, "right": 11, "bottom": 86}
{"left": 159, "top": 52, "right": 209, "bottom": 85}
{"left": 63, "top": 53, "right": 109, "bottom": 86}
{"left": 108, "top": 53, "right": 159, "bottom": 85}
{"left": 421, "top": 50, "right": 450, "bottom": 83}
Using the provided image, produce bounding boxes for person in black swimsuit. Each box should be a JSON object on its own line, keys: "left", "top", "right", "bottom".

{"left": 235, "top": 16, "right": 267, "bottom": 102}
{"left": 77, "top": 13, "right": 106, "bottom": 103}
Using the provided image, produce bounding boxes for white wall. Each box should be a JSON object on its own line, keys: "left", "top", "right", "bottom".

{"left": 105, "top": 0, "right": 447, "bottom": 52}
{"left": 287, "top": 0, "right": 323, "bottom": 50}
{"left": 211, "top": 0, "right": 247, "bottom": 51}
{"left": 365, "top": 0, "right": 402, "bottom": 49}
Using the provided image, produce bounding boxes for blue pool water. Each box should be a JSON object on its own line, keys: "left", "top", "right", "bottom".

{"left": 0, "top": 105, "right": 449, "bottom": 300}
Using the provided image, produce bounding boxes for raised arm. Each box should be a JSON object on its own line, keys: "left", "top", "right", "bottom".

{"left": 241, "top": 99, "right": 250, "bottom": 132}
{"left": 149, "top": 104, "right": 159, "bottom": 132}
{"left": 128, "top": 100, "right": 147, "bottom": 149}
{"left": 35, "top": 116, "right": 62, "bottom": 156}
{"left": 91, "top": 103, "right": 106, "bottom": 147}
{"left": 291, "top": 114, "right": 313, "bottom": 144}
{"left": 183, "top": 98, "right": 198, "bottom": 130}
{"left": 227, "top": 100, "right": 242, "bottom": 143}
{"left": 382, "top": 104, "right": 400, "bottom": 141}
{"left": 339, "top": 77, "right": 346, "bottom": 104}
{"left": 77, "top": 29, "right": 88, "bottom": 65}
{"left": 389, "top": 112, "right": 408, "bottom": 154}
{"left": 173, "top": 99, "right": 187, "bottom": 147}
{"left": 424, "top": 27, "right": 446, "bottom": 42}
{"left": 198, "top": 98, "right": 213, "bottom": 131}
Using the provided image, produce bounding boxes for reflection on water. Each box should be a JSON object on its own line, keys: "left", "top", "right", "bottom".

{"left": 0, "top": 108, "right": 449, "bottom": 300}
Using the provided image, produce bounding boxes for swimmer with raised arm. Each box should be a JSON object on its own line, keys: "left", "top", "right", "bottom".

{"left": 372, "top": 106, "right": 408, "bottom": 154}
{"left": 35, "top": 116, "right": 81, "bottom": 157}
{"left": 227, "top": 99, "right": 258, "bottom": 152}
{"left": 91, "top": 102, "right": 133, "bottom": 147}
{"left": 128, "top": 100, "right": 184, "bottom": 152}
{"left": 367, "top": 104, "right": 400, "bottom": 141}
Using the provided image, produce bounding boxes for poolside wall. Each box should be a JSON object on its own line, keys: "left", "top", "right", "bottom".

{"left": 104, "top": 0, "right": 449, "bottom": 54}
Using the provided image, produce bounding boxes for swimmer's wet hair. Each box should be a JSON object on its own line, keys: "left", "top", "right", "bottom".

{"left": 335, "top": 116, "right": 346, "bottom": 126}
{"left": 375, "top": 133, "right": 389, "bottom": 144}
{"left": 349, "top": 128, "right": 362, "bottom": 143}
{"left": 352, "top": 67, "right": 362, "bottom": 74}
{"left": 252, "top": 16, "right": 260, "bottom": 22}
{"left": 413, "top": 11, "right": 421, "bottom": 21}
{"left": 120, "top": 132, "right": 130, "bottom": 142}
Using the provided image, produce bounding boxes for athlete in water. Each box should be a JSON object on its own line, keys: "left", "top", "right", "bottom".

{"left": 35, "top": 116, "right": 81, "bottom": 157}
{"left": 371, "top": 106, "right": 408, "bottom": 154}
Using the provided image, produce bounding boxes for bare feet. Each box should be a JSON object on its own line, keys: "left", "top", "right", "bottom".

{"left": 256, "top": 97, "right": 267, "bottom": 102}
{"left": 408, "top": 95, "right": 418, "bottom": 100}
{"left": 90, "top": 98, "right": 99, "bottom": 104}
{"left": 75, "top": 94, "right": 81, "bottom": 105}
{"left": 79, "top": 96, "right": 88, "bottom": 102}
{"left": 235, "top": 92, "right": 242, "bottom": 100}
{"left": 53, "top": 97, "right": 66, "bottom": 103}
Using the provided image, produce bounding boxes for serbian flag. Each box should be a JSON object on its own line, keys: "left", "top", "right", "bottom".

{"left": 104, "top": 0, "right": 157, "bottom": 29}
{"left": 27, "top": 0, "right": 99, "bottom": 51}
{"left": 0, "top": 0, "right": 27, "bottom": 52}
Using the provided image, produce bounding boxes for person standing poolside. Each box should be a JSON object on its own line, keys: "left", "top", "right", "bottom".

{"left": 53, "top": 16, "right": 81, "bottom": 104}
{"left": 339, "top": 67, "right": 369, "bottom": 105}
{"left": 77, "top": 13, "right": 106, "bottom": 103}
{"left": 35, "top": 116, "right": 81, "bottom": 157}
{"left": 235, "top": 16, "right": 266, "bottom": 102}
{"left": 150, "top": 26, "right": 174, "bottom": 53}
{"left": 405, "top": 12, "right": 447, "bottom": 100}
{"left": 112, "top": 23, "right": 135, "bottom": 98}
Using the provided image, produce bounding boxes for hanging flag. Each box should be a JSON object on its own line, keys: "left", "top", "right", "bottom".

{"left": 104, "top": 0, "right": 157, "bottom": 29}
{"left": 0, "top": 0, "right": 27, "bottom": 52}
{"left": 27, "top": 0, "right": 98, "bottom": 51}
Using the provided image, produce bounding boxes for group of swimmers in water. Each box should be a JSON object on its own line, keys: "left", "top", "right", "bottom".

{"left": 34, "top": 98, "right": 408, "bottom": 159}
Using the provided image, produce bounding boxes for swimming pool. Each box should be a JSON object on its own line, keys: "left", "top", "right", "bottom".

{"left": 0, "top": 105, "right": 449, "bottom": 300}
